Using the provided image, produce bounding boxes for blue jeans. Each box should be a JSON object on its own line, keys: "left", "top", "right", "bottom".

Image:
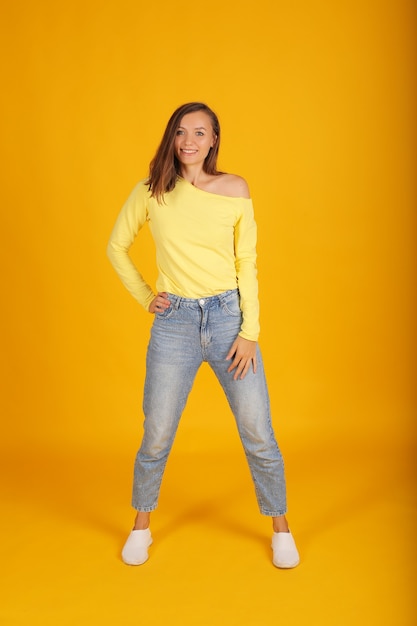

{"left": 132, "top": 289, "right": 287, "bottom": 516}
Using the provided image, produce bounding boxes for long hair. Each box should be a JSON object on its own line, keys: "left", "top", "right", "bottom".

{"left": 147, "top": 102, "right": 222, "bottom": 203}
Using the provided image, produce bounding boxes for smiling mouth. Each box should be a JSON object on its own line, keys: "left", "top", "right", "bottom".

{"left": 181, "top": 149, "right": 198, "bottom": 155}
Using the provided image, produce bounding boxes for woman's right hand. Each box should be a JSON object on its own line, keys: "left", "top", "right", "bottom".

{"left": 149, "top": 292, "right": 170, "bottom": 314}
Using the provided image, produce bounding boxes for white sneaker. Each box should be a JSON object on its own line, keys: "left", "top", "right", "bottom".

{"left": 121, "top": 528, "right": 153, "bottom": 565}
{"left": 271, "top": 531, "right": 300, "bottom": 569}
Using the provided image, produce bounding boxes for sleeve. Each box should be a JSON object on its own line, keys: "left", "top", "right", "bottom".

{"left": 107, "top": 181, "right": 156, "bottom": 311}
{"left": 234, "top": 199, "right": 260, "bottom": 341}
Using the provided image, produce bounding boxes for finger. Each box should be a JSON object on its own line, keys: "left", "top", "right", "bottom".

{"left": 226, "top": 350, "right": 234, "bottom": 362}
{"left": 226, "top": 346, "right": 240, "bottom": 371}
{"left": 157, "top": 294, "right": 170, "bottom": 308}
{"left": 225, "top": 340, "right": 238, "bottom": 362}
{"left": 238, "top": 358, "right": 252, "bottom": 380}
{"left": 150, "top": 293, "right": 170, "bottom": 313}
{"left": 233, "top": 357, "right": 247, "bottom": 380}
{"left": 227, "top": 355, "right": 240, "bottom": 374}
{"left": 239, "top": 359, "right": 253, "bottom": 380}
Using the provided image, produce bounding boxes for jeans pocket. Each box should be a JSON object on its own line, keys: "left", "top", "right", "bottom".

{"left": 155, "top": 305, "right": 176, "bottom": 320}
{"left": 221, "top": 296, "right": 242, "bottom": 317}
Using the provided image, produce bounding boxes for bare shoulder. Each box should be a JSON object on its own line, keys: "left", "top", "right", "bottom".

{"left": 214, "top": 173, "right": 251, "bottom": 198}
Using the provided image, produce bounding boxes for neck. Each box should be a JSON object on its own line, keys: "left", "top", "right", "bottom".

{"left": 180, "top": 165, "right": 209, "bottom": 186}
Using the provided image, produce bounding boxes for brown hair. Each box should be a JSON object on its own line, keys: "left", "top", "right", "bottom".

{"left": 146, "top": 102, "right": 222, "bottom": 202}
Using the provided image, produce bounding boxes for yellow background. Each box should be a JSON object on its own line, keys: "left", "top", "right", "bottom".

{"left": 1, "top": 1, "right": 415, "bottom": 625}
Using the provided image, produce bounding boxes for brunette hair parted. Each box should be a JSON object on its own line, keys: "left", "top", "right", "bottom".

{"left": 146, "top": 102, "right": 222, "bottom": 203}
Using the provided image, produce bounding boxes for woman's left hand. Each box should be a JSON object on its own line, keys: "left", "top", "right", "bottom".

{"left": 226, "top": 336, "right": 257, "bottom": 380}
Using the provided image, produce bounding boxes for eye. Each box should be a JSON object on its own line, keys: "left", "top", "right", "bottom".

{"left": 176, "top": 129, "right": 185, "bottom": 135}
{"left": 196, "top": 131, "right": 204, "bottom": 136}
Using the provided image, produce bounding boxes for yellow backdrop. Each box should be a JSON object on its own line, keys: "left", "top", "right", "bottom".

{"left": 1, "top": 1, "right": 415, "bottom": 625}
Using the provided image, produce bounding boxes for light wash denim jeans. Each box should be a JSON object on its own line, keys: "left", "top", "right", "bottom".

{"left": 132, "top": 289, "right": 287, "bottom": 516}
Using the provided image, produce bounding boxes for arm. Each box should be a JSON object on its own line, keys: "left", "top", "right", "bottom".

{"left": 107, "top": 182, "right": 156, "bottom": 311}
{"left": 234, "top": 196, "right": 260, "bottom": 342}
{"left": 227, "top": 180, "right": 260, "bottom": 379}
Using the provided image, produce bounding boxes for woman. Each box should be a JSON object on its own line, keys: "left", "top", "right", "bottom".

{"left": 107, "top": 102, "right": 299, "bottom": 568}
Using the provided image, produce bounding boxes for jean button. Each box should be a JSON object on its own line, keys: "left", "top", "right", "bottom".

{"left": 199, "top": 298, "right": 205, "bottom": 306}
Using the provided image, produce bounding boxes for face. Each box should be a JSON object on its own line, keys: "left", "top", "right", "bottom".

{"left": 174, "top": 111, "right": 216, "bottom": 168}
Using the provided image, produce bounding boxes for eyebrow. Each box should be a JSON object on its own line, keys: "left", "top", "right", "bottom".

{"left": 178, "top": 126, "right": 207, "bottom": 130}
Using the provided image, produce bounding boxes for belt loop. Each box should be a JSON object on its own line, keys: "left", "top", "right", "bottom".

{"left": 170, "top": 294, "right": 181, "bottom": 310}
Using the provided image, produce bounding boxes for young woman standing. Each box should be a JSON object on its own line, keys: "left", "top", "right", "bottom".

{"left": 107, "top": 102, "right": 299, "bottom": 568}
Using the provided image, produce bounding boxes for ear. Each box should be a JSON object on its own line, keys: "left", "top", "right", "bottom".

{"left": 211, "top": 134, "right": 217, "bottom": 148}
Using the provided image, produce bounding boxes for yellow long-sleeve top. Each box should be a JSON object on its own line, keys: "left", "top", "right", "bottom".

{"left": 107, "top": 178, "right": 260, "bottom": 341}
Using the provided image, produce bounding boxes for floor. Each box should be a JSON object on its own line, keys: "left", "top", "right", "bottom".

{"left": 1, "top": 396, "right": 415, "bottom": 626}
